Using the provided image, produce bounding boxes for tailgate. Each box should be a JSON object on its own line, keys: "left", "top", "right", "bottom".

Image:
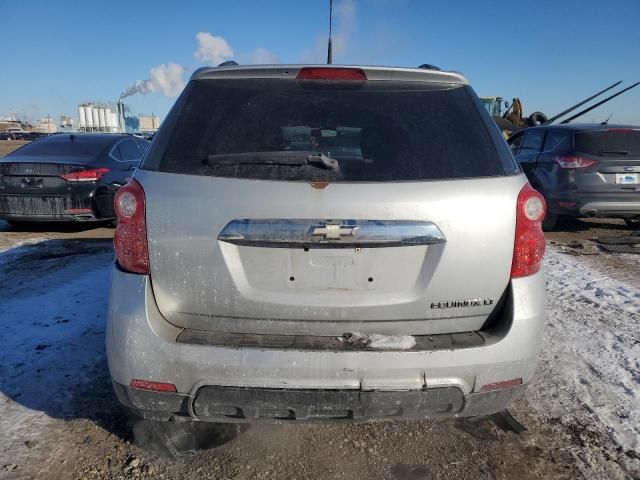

{"left": 575, "top": 129, "right": 640, "bottom": 193}
{"left": 141, "top": 170, "right": 524, "bottom": 336}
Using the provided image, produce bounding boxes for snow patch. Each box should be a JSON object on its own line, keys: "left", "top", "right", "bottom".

{"left": 341, "top": 332, "right": 416, "bottom": 350}
{"left": 0, "top": 242, "right": 113, "bottom": 474}
{"left": 0, "top": 237, "right": 46, "bottom": 256}
{"left": 369, "top": 334, "right": 416, "bottom": 350}
{"left": 547, "top": 249, "right": 640, "bottom": 314}
{"left": 529, "top": 247, "right": 640, "bottom": 476}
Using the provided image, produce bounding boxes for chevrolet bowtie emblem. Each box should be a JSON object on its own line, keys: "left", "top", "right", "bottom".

{"left": 311, "top": 224, "right": 359, "bottom": 239}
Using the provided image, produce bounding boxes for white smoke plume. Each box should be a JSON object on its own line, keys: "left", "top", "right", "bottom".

{"left": 194, "top": 32, "right": 234, "bottom": 65}
{"left": 120, "top": 63, "right": 187, "bottom": 99}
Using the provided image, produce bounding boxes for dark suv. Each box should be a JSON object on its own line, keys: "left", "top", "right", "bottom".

{"left": 508, "top": 124, "right": 640, "bottom": 229}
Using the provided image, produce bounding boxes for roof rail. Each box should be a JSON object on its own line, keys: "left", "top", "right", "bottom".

{"left": 417, "top": 64, "right": 441, "bottom": 71}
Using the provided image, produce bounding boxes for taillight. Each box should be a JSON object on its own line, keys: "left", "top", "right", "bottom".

{"left": 296, "top": 67, "right": 367, "bottom": 81}
{"left": 511, "top": 184, "right": 546, "bottom": 278}
{"left": 113, "top": 179, "right": 149, "bottom": 274}
{"left": 607, "top": 128, "right": 634, "bottom": 133}
{"left": 553, "top": 155, "right": 597, "bottom": 169}
{"left": 60, "top": 167, "right": 110, "bottom": 182}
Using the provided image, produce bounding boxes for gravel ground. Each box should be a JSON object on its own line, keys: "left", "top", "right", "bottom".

{"left": 545, "top": 216, "right": 640, "bottom": 283}
{"left": 0, "top": 218, "right": 638, "bottom": 479}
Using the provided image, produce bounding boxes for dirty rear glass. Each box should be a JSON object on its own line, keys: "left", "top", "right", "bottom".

{"left": 153, "top": 79, "right": 507, "bottom": 181}
{"left": 575, "top": 130, "right": 640, "bottom": 156}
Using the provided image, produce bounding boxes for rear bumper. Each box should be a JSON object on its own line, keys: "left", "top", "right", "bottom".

{"left": 546, "top": 190, "right": 640, "bottom": 218}
{"left": 0, "top": 186, "right": 111, "bottom": 222}
{"left": 113, "top": 381, "right": 528, "bottom": 423}
{"left": 577, "top": 200, "right": 640, "bottom": 218}
{"left": 0, "top": 213, "right": 99, "bottom": 222}
{"left": 106, "top": 267, "right": 546, "bottom": 422}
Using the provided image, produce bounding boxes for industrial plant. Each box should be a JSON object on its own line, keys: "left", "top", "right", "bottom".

{"left": 1, "top": 101, "right": 161, "bottom": 139}
{"left": 77, "top": 102, "right": 126, "bottom": 133}
{"left": 76, "top": 101, "right": 161, "bottom": 134}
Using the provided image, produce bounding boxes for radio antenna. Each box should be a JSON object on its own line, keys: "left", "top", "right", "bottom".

{"left": 601, "top": 112, "right": 614, "bottom": 125}
{"left": 327, "top": 0, "right": 333, "bottom": 64}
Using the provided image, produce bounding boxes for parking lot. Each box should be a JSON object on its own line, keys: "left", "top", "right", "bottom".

{"left": 4, "top": 0, "right": 640, "bottom": 475}
{"left": 1, "top": 203, "right": 639, "bottom": 479}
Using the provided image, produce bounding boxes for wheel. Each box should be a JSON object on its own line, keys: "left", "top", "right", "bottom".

{"left": 130, "top": 418, "right": 243, "bottom": 457}
{"left": 625, "top": 218, "right": 640, "bottom": 229}
{"left": 526, "top": 111, "right": 548, "bottom": 126}
{"left": 541, "top": 212, "right": 558, "bottom": 231}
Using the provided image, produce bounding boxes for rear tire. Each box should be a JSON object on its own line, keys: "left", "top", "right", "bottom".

{"left": 541, "top": 213, "right": 558, "bottom": 231}
{"left": 131, "top": 418, "right": 243, "bottom": 457}
{"left": 625, "top": 218, "right": 640, "bottom": 229}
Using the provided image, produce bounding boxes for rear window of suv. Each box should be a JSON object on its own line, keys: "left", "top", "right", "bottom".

{"left": 575, "top": 129, "right": 640, "bottom": 156}
{"left": 150, "top": 79, "right": 511, "bottom": 182}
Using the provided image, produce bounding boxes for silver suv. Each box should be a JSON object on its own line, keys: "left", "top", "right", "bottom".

{"left": 106, "top": 64, "right": 546, "bottom": 448}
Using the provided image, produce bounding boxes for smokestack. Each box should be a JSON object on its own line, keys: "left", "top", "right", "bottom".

{"left": 327, "top": 0, "right": 333, "bottom": 64}
{"left": 117, "top": 101, "right": 126, "bottom": 133}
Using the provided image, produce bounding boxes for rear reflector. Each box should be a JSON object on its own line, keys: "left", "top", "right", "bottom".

{"left": 553, "top": 155, "right": 597, "bottom": 169}
{"left": 113, "top": 179, "right": 149, "bottom": 274}
{"left": 129, "top": 379, "right": 177, "bottom": 393}
{"left": 511, "top": 183, "right": 546, "bottom": 278}
{"left": 558, "top": 201, "right": 577, "bottom": 208}
{"left": 296, "top": 67, "right": 367, "bottom": 81}
{"left": 480, "top": 378, "right": 523, "bottom": 392}
{"left": 60, "top": 168, "right": 110, "bottom": 182}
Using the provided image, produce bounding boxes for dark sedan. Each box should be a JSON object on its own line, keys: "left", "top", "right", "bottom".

{"left": 508, "top": 124, "right": 640, "bottom": 230}
{"left": 0, "top": 133, "right": 149, "bottom": 225}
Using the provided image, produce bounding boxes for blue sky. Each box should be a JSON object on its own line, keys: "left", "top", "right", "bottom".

{"left": 1, "top": 0, "right": 639, "bottom": 124}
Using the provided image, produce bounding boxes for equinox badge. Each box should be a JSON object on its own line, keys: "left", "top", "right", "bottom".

{"left": 431, "top": 298, "right": 495, "bottom": 309}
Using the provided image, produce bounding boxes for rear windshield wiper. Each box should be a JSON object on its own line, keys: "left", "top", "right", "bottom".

{"left": 598, "top": 150, "right": 629, "bottom": 155}
{"left": 205, "top": 151, "right": 339, "bottom": 170}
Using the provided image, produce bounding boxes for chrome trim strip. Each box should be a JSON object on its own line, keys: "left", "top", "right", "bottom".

{"left": 218, "top": 219, "right": 446, "bottom": 249}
